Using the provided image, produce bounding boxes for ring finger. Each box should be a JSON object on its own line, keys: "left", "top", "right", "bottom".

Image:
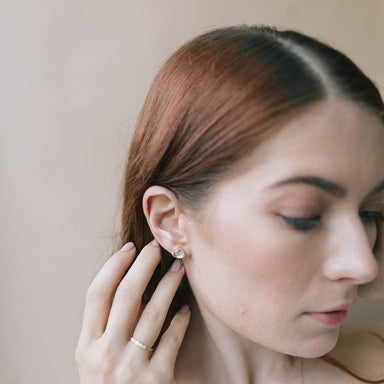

{"left": 129, "top": 258, "right": 185, "bottom": 355}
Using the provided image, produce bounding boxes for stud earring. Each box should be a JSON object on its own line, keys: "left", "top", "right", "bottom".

{"left": 172, "top": 246, "right": 185, "bottom": 259}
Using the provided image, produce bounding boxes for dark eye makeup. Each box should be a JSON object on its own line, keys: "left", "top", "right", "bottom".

{"left": 359, "top": 211, "right": 384, "bottom": 225}
{"left": 280, "top": 215, "right": 321, "bottom": 231}
{"left": 280, "top": 211, "right": 384, "bottom": 231}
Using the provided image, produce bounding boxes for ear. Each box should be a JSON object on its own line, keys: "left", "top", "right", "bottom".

{"left": 143, "top": 186, "right": 190, "bottom": 255}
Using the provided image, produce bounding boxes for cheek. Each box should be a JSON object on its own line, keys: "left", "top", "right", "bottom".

{"left": 186, "top": 215, "right": 317, "bottom": 326}
{"left": 367, "top": 223, "right": 378, "bottom": 250}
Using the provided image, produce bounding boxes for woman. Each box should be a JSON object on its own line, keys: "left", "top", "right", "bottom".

{"left": 76, "top": 26, "right": 384, "bottom": 383}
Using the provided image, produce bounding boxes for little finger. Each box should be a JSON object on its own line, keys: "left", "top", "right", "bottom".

{"left": 151, "top": 304, "right": 191, "bottom": 372}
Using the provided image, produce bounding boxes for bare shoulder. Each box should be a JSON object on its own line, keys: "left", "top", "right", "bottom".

{"left": 338, "top": 322, "right": 384, "bottom": 343}
{"left": 323, "top": 322, "right": 384, "bottom": 383}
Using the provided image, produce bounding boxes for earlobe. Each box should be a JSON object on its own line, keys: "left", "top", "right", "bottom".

{"left": 143, "top": 186, "right": 189, "bottom": 254}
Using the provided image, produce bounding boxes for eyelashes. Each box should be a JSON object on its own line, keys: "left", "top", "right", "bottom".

{"left": 359, "top": 211, "right": 384, "bottom": 225}
{"left": 281, "top": 211, "right": 384, "bottom": 231}
{"left": 280, "top": 215, "right": 321, "bottom": 231}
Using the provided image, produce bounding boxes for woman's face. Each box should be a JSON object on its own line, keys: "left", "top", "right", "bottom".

{"left": 183, "top": 99, "right": 384, "bottom": 357}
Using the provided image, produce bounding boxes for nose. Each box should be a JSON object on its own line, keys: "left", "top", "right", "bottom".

{"left": 323, "top": 215, "right": 379, "bottom": 285}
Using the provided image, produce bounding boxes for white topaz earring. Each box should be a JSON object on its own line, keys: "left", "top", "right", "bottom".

{"left": 172, "top": 246, "right": 185, "bottom": 259}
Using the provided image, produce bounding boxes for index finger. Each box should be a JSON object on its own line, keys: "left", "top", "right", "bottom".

{"left": 79, "top": 243, "right": 136, "bottom": 343}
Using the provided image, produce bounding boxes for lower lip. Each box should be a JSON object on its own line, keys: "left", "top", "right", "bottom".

{"left": 306, "top": 310, "right": 348, "bottom": 326}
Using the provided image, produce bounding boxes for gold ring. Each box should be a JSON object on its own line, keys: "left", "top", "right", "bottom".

{"left": 130, "top": 337, "right": 154, "bottom": 352}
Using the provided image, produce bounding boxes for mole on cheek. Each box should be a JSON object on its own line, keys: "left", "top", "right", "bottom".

{"left": 234, "top": 308, "right": 247, "bottom": 331}
{"left": 236, "top": 323, "right": 243, "bottom": 331}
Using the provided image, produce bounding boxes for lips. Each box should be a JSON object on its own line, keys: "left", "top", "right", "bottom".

{"left": 305, "top": 300, "right": 356, "bottom": 326}
{"left": 322, "top": 300, "right": 356, "bottom": 312}
{"left": 306, "top": 310, "right": 348, "bottom": 326}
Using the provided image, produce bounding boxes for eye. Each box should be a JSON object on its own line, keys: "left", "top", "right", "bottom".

{"left": 359, "top": 211, "right": 384, "bottom": 226}
{"left": 280, "top": 215, "right": 322, "bottom": 231}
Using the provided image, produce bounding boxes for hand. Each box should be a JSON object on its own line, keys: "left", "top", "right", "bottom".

{"left": 75, "top": 240, "right": 190, "bottom": 383}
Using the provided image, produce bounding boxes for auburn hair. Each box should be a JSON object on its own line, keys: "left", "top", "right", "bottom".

{"left": 119, "top": 25, "right": 383, "bottom": 325}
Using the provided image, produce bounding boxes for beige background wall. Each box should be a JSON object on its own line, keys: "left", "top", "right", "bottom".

{"left": 1, "top": 1, "right": 383, "bottom": 383}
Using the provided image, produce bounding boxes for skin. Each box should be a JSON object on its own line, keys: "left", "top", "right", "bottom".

{"left": 175, "top": 98, "right": 384, "bottom": 383}
{"left": 76, "top": 241, "right": 191, "bottom": 384}
{"left": 76, "top": 98, "right": 384, "bottom": 383}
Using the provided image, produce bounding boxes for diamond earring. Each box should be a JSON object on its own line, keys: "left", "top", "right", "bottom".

{"left": 172, "top": 246, "right": 185, "bottom": 259}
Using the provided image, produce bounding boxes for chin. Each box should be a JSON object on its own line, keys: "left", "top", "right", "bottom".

{"left": 296, "top": 327, "right": 340, "bottom": 358}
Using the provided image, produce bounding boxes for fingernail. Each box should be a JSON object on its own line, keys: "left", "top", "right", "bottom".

{"left": 121, "top": 242, "right": 134, "bottom": 251}
{"left": 170, "top": 259, "right": 182, "bottom": 272}
{"left": 151, "top": 239, "right": 159, "bottom": 247}
{"left": 179, "top": 304, "right": 189, "bottom": 314}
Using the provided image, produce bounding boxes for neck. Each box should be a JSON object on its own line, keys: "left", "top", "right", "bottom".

{"left": 176, "top": 297, "right": 303, "bottom": 384}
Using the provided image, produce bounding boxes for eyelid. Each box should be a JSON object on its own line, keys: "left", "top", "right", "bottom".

{"left": 359, "top": 201, "right": 384, "bottom": 219}
{"left": 279, "top": 215, "right": 322, "bottom": 231}
{"left": 360, "top": 200, "right": 384, "bottom": 211}
{"left": 270, "top": 194, "right": 326, "bottom": 215}
{"left": 359, "top": 210, "right": 384, "bottom": 221}
{"left": 277, "top": 210, "right": 321, "bottom": 220}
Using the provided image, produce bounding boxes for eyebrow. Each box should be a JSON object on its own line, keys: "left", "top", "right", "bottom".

{"left": 268, "top": 176, "right": 346, "bottom": 197}
{"left": 268, "top": 176, "right": 384, "bottom": 199}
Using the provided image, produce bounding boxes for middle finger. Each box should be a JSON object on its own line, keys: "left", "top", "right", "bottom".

{"left": 104, "top": 240, "right": 162, "bottom": 342}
